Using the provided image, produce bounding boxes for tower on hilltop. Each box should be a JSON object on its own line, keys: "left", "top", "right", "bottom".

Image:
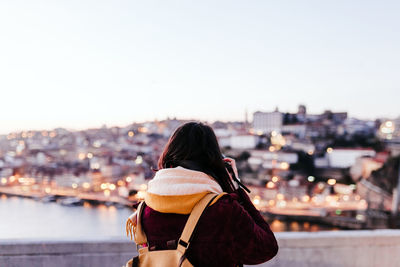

{"left": 244, "top": 108, "right": 249, "bottom": 130}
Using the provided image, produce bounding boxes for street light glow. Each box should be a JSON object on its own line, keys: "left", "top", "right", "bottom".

{"left": 104, "top": 189, "right": 110, "bottom": 197}
{"left": 252, "top": 195, "right": 261, "bottom": 205}
{"left": 266, "top": 181, "right": 275, "bottom": 189}
{"left": 327, "top": 178, "right": 336, "bottom": 186}
{"left": 280, "top": 162, "right": 289, "bottom": 170}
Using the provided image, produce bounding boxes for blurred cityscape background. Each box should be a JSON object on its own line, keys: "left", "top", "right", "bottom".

{"left": 0, "top": 0, "right": 399, "bottom": 244}
{"left": 1, "top": 106, "right": 400, "bottom": 238}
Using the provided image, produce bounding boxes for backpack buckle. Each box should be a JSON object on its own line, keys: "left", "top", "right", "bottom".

{"left": 178, "top": 239, "right": 189, "bottom": 249}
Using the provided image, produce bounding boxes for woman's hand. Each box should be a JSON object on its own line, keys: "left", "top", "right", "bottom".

{"left": 224, "top": 157, "right": 251, "bottom": 193}
{"left": 223, "top": 157, "right": 239, "bottom": 180}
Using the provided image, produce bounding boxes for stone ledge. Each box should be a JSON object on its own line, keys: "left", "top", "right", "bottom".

{"left": 1, "top": 239, "right": 135, "bottom": 256}
{"left": 276, "top": 229, "right": 400, "bottom": 247}
{"left": 1, "top": 230, "right": 400, "bottom": 267}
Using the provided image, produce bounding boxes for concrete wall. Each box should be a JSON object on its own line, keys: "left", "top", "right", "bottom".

{"left": 1, "top": 230, "right": 400, "bottom": 267}
{"left": 267, "top": 230, "right": 400, "bottom": 267}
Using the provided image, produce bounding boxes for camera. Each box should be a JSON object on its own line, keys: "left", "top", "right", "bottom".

{"left": 222, "top": 156, "right": 251, "bottom": 193}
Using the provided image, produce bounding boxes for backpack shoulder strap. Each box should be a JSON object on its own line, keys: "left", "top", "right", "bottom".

{"left": 135, "top": 201, "right": 148, "bottom": 246}
{"left": 177, "top": 193, "right": 218, "bottom": 254}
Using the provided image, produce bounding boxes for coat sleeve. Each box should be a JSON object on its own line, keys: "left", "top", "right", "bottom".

{"left": 228, "top": 188, "right": 278, "bottom": 265}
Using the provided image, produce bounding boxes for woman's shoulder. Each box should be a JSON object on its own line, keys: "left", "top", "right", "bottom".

{"left": 207, "top": 190, "right": 247, "bottom": 215}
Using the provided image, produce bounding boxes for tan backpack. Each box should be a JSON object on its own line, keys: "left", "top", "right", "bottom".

{"left": 124, "top": 193, "right": 218, "bottom": 267}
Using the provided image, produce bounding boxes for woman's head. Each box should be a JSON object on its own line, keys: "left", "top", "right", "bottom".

{"left": 158, "top": 122, "right": 235, "bottom": 193}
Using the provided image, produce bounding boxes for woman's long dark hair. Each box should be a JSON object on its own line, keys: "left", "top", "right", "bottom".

{"left": 158, "top": 122, "right": 236, "bottom": 193}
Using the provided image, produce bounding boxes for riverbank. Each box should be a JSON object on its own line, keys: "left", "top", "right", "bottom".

{"left": 0, "top": 193, "right": 341, "bottom": 238}
{"left": 0, "top": 186, "right": 134, "bottom": 207}
{"left": 1, "top": 185, "right": 389, "bottom": 231}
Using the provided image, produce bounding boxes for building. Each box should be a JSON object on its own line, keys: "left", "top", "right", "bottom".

{"left": 315, "top": 148, "right": 376, "bottom": 169}
{"left": 230, "top": 135, "right": 259, "bottom": 150}
{"left": 281, "top": 124, "right": 307, "bottom": 139}
{"left": 253, "top": 110, "right": 283, "bottom": 134}
{"left": 350, "top": 156, "right": 384, "bottom": 181}
{"left": 379, "top": 117, "right": 400, "bottom": 141}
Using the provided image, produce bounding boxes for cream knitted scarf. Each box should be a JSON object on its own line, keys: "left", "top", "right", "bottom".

{"left": 126, "top": 166, "right": 225, "bottom": 241}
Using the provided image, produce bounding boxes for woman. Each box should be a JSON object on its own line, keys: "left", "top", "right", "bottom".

{"left": 129, "top": 122, "right": 278, "bottom": 267}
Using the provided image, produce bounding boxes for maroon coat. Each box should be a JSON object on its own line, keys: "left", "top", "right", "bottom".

{"left": 140, "top": 188, "right": 278, "bottom": 267}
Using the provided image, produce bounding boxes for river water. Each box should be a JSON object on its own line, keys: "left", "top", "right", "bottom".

{"left": 0, "top": 194, "right": 337, "bottom": 240}
{"left": 0, "top": 194, "right": 132, "bottom": 240}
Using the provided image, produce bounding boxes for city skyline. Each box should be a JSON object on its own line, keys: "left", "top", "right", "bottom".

{"left": 0, "top": 105, "right": 394, "bottom": 136}
{"left": 1, "top": 1, "right": 399, "bottom": 134}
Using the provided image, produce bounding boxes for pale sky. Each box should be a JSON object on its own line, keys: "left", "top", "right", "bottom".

{"left": 0, "top": 0, "right": 399, "bottom": 134}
